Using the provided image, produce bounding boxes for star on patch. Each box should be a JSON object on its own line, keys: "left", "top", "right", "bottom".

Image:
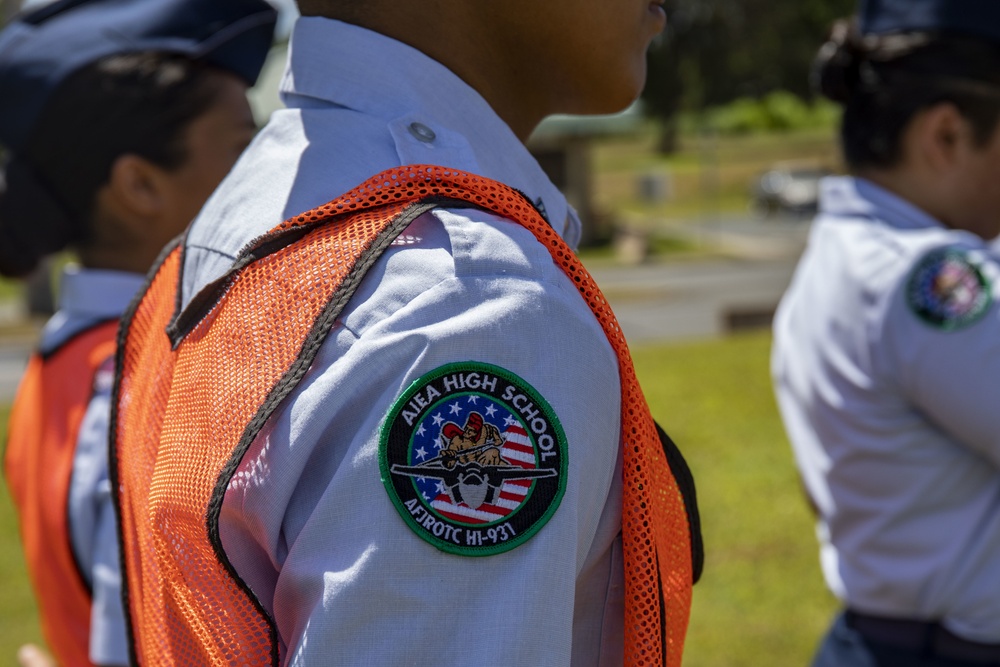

{"left": 379, "top": 361, "right": 567, "bottom": 557}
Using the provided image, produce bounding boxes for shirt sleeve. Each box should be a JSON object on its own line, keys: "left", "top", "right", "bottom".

{"left": 218, "top": 209, "right": 625, "bottom": 666}
{"left": 88, "top": 487, "right": 128, "bottom": 666}
{"left": 888, "top": 244, "right": 1000, "bottom": 469}
{"left": 69, "top": 369, "right": 129, "bottom": 666}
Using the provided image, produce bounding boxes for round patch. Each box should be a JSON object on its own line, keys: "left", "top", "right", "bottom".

{"left": 906, "top": 248, "right": 992, "bottom": 330}
{"left": 379, "top": 362, "right": 567, "bottom": 556}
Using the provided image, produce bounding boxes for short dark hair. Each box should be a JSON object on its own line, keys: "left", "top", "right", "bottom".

{"left": 814, "top": 20, "right": 1000, "bottom": 170}
{"left": 0, "top": 52, "right": 226, "bottom": 278}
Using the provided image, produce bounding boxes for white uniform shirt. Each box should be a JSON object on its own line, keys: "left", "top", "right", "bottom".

{"left": 772, "top": 176, "right": 1000, "bottom": 643}
{"left": 179, "top": 17, "right": 625, "bottom": 666}
{"left": 41, "top": 266, "right": 141, "bottom": 666}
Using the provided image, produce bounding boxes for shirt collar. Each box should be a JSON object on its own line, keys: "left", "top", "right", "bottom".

{"left": 39, "top": 266, "right": 145, "bottom": 354}
{"left": 279, "top": 17, "right": 579, "bottom": 245}
{"left": 820, "top": 175, "right": 946, "bottom": 231}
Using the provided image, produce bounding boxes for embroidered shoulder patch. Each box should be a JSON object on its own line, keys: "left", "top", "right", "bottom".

{"left": 380, "top": 362, "right": 567, "bottom": 556}
{"left": 906, "top": 248, "right": 992, "bottom": 330}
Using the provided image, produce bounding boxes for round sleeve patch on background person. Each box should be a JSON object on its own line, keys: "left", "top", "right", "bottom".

{"left": 379, "top": 362, "right": 568, "bottom": 556}
{"left": 905, "top": 247, "right": 992, "bottom": 330}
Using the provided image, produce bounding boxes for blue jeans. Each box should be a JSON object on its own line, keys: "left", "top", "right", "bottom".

{"left": 811, "top": 613, "right": 1000, "bottom": 667}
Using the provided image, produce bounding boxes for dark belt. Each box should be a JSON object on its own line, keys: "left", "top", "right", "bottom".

{"left": 846, "top": 610, "right": 1000, "bottom": 664}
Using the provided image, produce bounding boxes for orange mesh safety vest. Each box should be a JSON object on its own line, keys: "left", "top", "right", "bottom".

{"left": 5, "top": 320, "right": 118, "bottom": 667}
{"left": 112, "top": 166, "right": 703, "bottom": 666}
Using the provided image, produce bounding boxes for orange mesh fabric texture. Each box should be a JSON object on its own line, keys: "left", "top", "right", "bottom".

{"left": 114, "top": 165, "right": 693, "bottom": 666}
{"left": 5, "top": 322, "right": 118, "bottom": 667}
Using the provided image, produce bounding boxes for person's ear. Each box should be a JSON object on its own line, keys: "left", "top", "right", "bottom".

{"left": 103, "top": 153, "right": 169, "bottom": 220}
{"left": 913, "top": 102, "right": 973, "bottom": 173}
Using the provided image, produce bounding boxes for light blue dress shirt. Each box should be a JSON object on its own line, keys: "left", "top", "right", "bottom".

{"left": 772, "top": 176, "right": 1000, "bottom": 643}
{"left": 177, "top": 16, "right": 626, "bottom": 666}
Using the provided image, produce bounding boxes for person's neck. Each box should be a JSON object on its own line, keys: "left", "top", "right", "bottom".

{"left": 318, "top": 10, "right": 549, "bottom": 142}
{"left": 856, "top": 166, "right": 998, "bottom": 238}
{"left": 857, "top": 167, "right": 951, "bottom": 227}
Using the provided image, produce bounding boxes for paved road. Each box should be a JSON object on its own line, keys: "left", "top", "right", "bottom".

{"left": 589, "top": 257, "right": 798, "bottom": 344}
{"left": 0, "top": 340, "right": 31, "bottom": 404}
{"left": 0, "top": 254, "right": 800, "bottom": 403}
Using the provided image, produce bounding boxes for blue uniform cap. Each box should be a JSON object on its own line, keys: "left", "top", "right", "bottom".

{"left": 860, "top": 0, "right": 1000, "bottom": 42}
{"left": 0, "top": 0, "right": 278, "bottom": 153}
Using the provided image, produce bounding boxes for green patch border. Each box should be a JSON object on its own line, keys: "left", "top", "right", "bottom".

{"left": 379, "top": 361, "right": 567, "bottom": 557}
{"left": 906, "top": 248, "right": 992, "bottom": 331}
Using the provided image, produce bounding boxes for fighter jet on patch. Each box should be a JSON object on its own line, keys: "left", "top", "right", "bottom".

{"left": 390, "top": 459, "right": 557, "bottom": 510}
{"left": 390, "top": 411, "right": 557, "bottom": 510}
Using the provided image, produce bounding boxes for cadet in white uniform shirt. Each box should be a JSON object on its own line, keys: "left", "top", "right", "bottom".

{"left": 772, "top": 1, "right": 1000, "bottom": 665}
{"left": 0, "top": 1, "right": 275, "bottom": 664}
{"left": 156, "top": 0, "right": 686, "bottom": 664}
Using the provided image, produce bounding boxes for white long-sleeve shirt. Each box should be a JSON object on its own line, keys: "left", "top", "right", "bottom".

{"left": 176, "top": 17, "right": 626, "bottom": 666}
{"left": 772, "top": 176, "right": 1000, "bottom": 643}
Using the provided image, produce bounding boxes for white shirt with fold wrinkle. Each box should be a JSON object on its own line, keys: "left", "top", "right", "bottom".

{"left": 773, "top": 176, "right": 1000, "bottom": 643}
{"left": 179, "top": 17, "right": 626, "bottom": 666}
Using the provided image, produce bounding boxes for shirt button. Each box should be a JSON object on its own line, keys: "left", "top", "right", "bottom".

{"left": 408, "top": 122, "right": 436, "bottom": 143}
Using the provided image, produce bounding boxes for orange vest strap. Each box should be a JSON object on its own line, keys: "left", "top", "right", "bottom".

{"left": 5, "top": 320, "right": 119, "bottom": 667}
{"left": 114, "top": 166, "right": 698, "bottom": 667}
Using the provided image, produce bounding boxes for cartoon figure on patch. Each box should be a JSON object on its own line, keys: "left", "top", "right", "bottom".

{"left": 380, "top": 362, "right": 568, "bottom": 556}
{"left": 441, "top": 412, "right": 504, "bottom": 469}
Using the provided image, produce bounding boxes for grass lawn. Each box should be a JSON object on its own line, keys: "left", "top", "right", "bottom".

{"left": 0, "top": 279, "right": 22, "bottom": 301}
{"left": 0, "top": 331, "right": 837, "bottom": 663}
{"left": 590, "top": 125, "right": 840, "bottom": 232}
{"left": 634, "top": 332, "right": 838, "bottom": 665}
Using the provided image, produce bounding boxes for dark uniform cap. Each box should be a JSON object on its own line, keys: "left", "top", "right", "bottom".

{"left": 860, "top": 0, "right": 1000, "bottom": 42}
{"left": 0, "top": 0, "right": 278, "bottom": 153}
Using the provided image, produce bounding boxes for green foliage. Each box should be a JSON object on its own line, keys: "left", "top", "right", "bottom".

{"left": 642, "top": 0, "right": 856, "bottom": 144}
{"left": 705, "top": 91, "right": 841, "bottom": 135}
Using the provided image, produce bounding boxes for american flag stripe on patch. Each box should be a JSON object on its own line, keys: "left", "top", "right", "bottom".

{"left": 430, "top": 424, "right": 537, "bottom": 524}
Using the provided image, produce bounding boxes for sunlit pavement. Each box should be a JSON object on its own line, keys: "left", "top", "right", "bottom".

{"left": 0, "top": 339, "right": 29, "bottom": 403}
{"left": 0, "top": 216, "right": 810, "bottom": 402}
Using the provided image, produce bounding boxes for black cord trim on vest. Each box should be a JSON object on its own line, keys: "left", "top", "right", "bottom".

{"left": 166, "top": 195, "right": 481, "bottom": 348}
{"left": 37, "top": 317, "right": 119, "bottom": 361}
{"left": 655, "top": 421, "right": 704, "bottom": 584}
{"left": 107, "top": 235, "right": 184, "bottom": 667}
{"left": 171, "top": 226, "right": 193, "bottom": 330}
{"left": 204, "top": 199, "right": 442, "bottom": 667}
{"left": 166, "top": 224, "right": 315, "bottom": 348}
{"left": 511, "top": 185, "right": 552, "bottom": 225}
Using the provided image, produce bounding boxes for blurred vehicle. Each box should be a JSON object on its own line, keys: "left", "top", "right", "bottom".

{"left": 750, "top": 162, "right": 832, "bottom": 219}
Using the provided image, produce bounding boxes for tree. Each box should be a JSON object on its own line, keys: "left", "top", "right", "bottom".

{"left": 642, "top": 0, "right": 855, "bottom": 149}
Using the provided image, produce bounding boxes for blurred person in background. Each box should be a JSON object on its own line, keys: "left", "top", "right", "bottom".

{"left": 0, "top": 0, "right": 276, "bottom": 664}
{"left": 772, "top": 0, "right": 1000, "bottom": 665}
{"left": 109, "top": 0, "right": 703, "bottom": 664}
